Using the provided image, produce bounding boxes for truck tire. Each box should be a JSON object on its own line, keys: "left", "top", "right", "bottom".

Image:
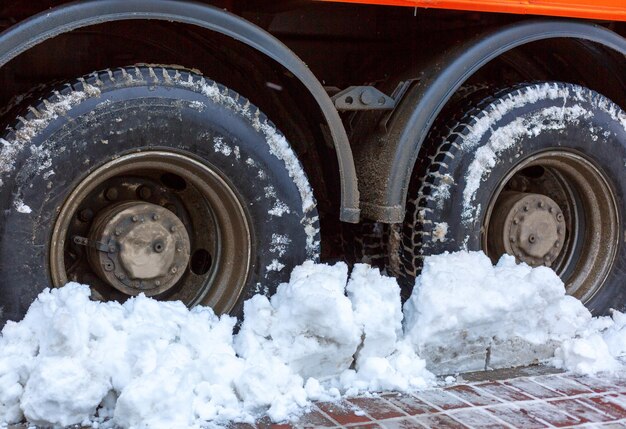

{"left": 399, "top": 82, "right": 626, "bottom": 315}
{"left": 0, "top": 66, "right": 320, "bottom": 325}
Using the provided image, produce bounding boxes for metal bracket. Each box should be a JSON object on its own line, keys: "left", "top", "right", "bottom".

{"left": 332, "top": 86, "right": 396, "bottom": 111}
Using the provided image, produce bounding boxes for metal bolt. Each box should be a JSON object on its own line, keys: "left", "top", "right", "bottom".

{"left": 170, "top": 266, "right": 178, "bottom": 274}
{"left": 171, "top": 226, "right": 177, "bottom": 232}
{"left": 138, "top": 186, "right": 152, "bottom": 200}
{"left": 105, "top": 187, "right": 119, "bottom": 201}
{"left": 79, "top": 208, "right": 94, "bottom": 222}
{"left": 556, "top": 213, "right": 564, "bottom": 222}
{"left": 115, "top": 228, "right": 122, "bottom": 236}
{"left": 152, "top": 214, "right": 159, "bottom": 221}
{"left": 555, "top": 241, "right": 560, "bottom": 248}
{"left": 132, "top": 215, "right": 138, "bottom": 222}
{"left": 176, "top": 246, "right": 183, "bottom": 252}
{"left": 524, "top": 205, "right": 529, "bottom": 212}
{"left": 557, "top": 227, "right": 562, "bottom": 234}
{"left": 109, "top": 245, "right": 116, "bottom": 253}
{"left": 155, "top": 280, "right": 161, "bottom": 286}
{"left": 538, "top": 201, "right": 544, "bottom": 208}
{"left": 549, "top": 207, "right": 554, "bottom": 213}
{"left": 544, "top": 256, "right": 552, "bottom": 267}
{"left": 360, "top": 89, "right": 375, "bottom": 106}
{"left": 513, "top": 218, "right": 519, "bottom": 225}
{"left": 509, "top": 236, "right": 516, "bottom": 243}
{"left": 117, "top": 273, "right": 125, "bottom": 280}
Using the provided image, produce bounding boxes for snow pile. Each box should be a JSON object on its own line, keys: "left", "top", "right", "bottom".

{"left": 404, "top": 252, "right": 592, "bottom": 373}
{"left": 0, "top": 262, "right": 433, "bottom": 428}
{"left": 553, "top": 311, "right": 626, "bottom": 375}
{"left": 3, "top": 251, "right": 626, "bottom": 428}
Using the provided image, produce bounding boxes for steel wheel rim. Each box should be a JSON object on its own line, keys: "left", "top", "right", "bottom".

{"left": 50, "top": 150, "right": 251, "bottom": 314}
{"left": 482, "top": 150, "right": 619, "bottom": 303}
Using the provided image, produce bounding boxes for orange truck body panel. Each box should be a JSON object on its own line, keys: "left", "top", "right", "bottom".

{"left": 320, "top": 0, "right": 626, "bottom": 21}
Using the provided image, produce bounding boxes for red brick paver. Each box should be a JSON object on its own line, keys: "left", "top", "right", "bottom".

{"left": 259, "top": 370, "right": 626, "bottom": 428}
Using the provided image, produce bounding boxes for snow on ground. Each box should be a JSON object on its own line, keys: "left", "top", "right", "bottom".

{"left": 405, "top": 252, "right": 591, "bottom": 373}
{"left": 1, "top": 251, "right": 626, "bottom": 428}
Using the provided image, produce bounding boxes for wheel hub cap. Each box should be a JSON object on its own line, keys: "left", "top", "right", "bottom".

{"left": 490, "top": 192, "right": 566, "bottom": 267}
{"left": 87, "top": 201, "right": 191, "bottom": 295}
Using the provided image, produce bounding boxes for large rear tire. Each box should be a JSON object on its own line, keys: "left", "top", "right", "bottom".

{"left": 0, "top": 66, "right": 320, "bottom": 325}
{"left": 398, "top": 82, "right": 626, "bottom": 315}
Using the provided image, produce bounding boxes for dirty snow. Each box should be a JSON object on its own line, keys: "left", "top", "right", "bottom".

{"left": 2, "top": 251, "right": 626, "bottom": 428}
{"left": 13, "top": 199, "right": 31, "bottom": 214}
{"left": 431, "top": 222, "right": 448, "bottom": 242}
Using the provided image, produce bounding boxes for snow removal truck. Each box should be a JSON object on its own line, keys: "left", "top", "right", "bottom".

{"left": 0, "top": 0, "right": 625, "bottom": 325}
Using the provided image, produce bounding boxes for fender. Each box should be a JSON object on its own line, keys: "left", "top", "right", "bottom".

{"left": 354, "top": 20, "right": 626, "bottom": 222}
{"left": 0, "top": 0, "right": 361, "bottom": 223}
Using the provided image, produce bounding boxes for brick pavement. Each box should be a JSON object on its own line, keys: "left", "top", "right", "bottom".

{"left": 248, "top": 370, "right": 626, "bottom": 428}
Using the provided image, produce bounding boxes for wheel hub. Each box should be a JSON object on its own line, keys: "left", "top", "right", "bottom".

{"left": 489, "top": 192, "right": 566, "bottom": 267}
{"left": 87, "top": 201, "right": 191, "bottom": 296}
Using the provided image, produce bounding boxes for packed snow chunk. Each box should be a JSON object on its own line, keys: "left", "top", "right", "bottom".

{"left": 21, "top": 357, "right": 110, "bottom": 427}
{"left": 235, "top": 261, "right": 360, "bottom": 380}
{"left": 347, "top": 264, "right": 403, "bottom": 363}
{"left": 340, "top": 265, "right": 435, "bottom": 393}
{"left": 554, "top": 311, "right": 626, "bottom": 375}
{"left": 404, "top": 251, "right": 591, "bottom": 373}
{"left": 601, "top": 311, "right": 626, "bottom": 359}
{"left": 553, "top": 334, "right": 620, "bottom": 375}
{"left": 340, "top": 340, "right": 434, "bottom": 393}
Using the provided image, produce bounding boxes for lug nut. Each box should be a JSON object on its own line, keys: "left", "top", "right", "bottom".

{"left": 115, "top": 228, "right": 122, "bottom": 236}
{"left": 78, "top": 208, "right": 94, "bottom": 222}
{"left": 105, "top": 187, "right": 119, "bottom": 201}
{"left": 538, "top": 201, "right": 544, "bottom": 208}
{"left": 132, "top": 215, "right": 138, "bottom": 222}
{"left": 170, "top": 226, "right": 177, "bottom": 232}
{"left": 556, "top": 213, "right": 564, "bottom": 222}
{"left": 152, "top": 214, "right": 159, "bottom": 221}
{"left": 138, "top": 186, "right": 152, "bottom": 200}
{"left": 513, "top": 218, "right": 519, "bottom": 225}
{"left": 523, "top": 205, "right": 529, "bottom": 212}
